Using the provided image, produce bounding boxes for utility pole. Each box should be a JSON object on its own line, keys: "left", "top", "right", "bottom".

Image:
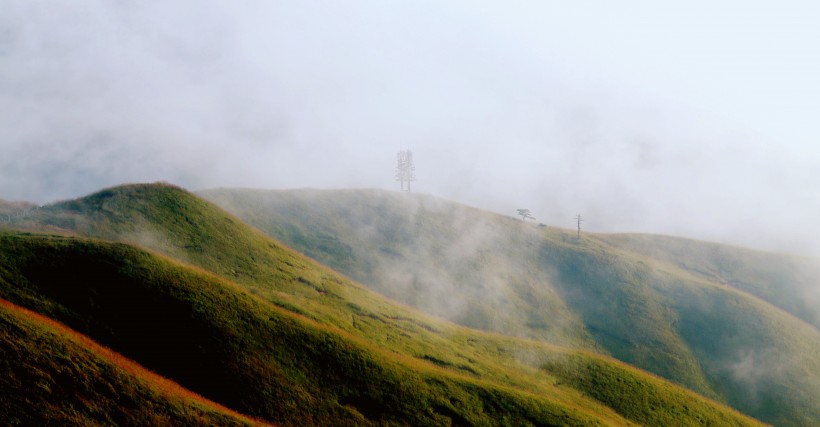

{"left": 575, "top": 214, "right": 583, "bottom": 239}
{"left": 395, "top": 151, "right": 405, "bottom": 191}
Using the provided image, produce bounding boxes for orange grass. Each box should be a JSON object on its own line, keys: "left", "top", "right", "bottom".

{"left": 0, "top": 297, "right": 274, "bottom": 427}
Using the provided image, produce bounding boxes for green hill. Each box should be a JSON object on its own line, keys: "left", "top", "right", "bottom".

{"left": 0, "top": 296, "right": 265, "bottom": 426}
{"left": 597, "top": 233, "right": 820, "bottom": 329}
{"left": 0, "top": 232, "right": 759, "bottom": 427}
{"left": 200, "top": 187, "right": 820, "bottom": 426}
{"left": 0, "top": 183, "right": 768, "bottom": 426}
{"left": 199, "top": 189, "right": 596, "bottom": 349}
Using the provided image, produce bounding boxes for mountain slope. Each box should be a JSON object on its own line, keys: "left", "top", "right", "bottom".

{"left": 0, "top": 183, "right": 768, "bottom": 426}
{"left": 199, "top": 188, "right": 596, "bottom": 349}
{"left": 0, "top": 231, "right": 766, "bottom": 426}
{"left": 200, "top": 187, "right": 820, "bottom": 426}
{"left": 597, "top": 233, "right": 820, "bottom": 329}
{"left": 1, "top": 232, "right": 603, "bottom": 425}
{"left": 0, "top": 297, "right": 265, "bottom": 426}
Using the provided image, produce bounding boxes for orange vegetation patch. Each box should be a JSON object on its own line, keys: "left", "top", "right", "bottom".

{"left": 0, "top": 297, "right": 275, "bottom": 427}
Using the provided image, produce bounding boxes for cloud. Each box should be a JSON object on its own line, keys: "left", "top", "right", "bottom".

{"left": 2, "top": 0, "right": 820, "bottom": 255}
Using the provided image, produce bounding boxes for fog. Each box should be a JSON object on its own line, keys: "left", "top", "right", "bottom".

{"left": 3, "top": 1, "right": 820, "bottom": 255}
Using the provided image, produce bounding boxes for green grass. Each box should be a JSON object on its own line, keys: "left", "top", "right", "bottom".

{"left": 199, "top": 188, "right": 596, "bottom": 349}
{"left": 542, "top": 351, "right": 754, "bottom": 427}
{"left": 0, "top": 297, "right": 264, "bottom": 426}
{"left": 0, "top": 182, "right": 771, "bottom": 426}
{"left": 200, "top": 187, "right": 820, "bottom": 426}
{"left": 597, "top": 233, "right": 820, "bottom": 328}
{"left": 0, "top": 231, "right": 619, "bottom": 426}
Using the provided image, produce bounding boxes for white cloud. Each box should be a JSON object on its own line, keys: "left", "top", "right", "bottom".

{"left": 2, "top": 0, "right": 820, "bottom": 255}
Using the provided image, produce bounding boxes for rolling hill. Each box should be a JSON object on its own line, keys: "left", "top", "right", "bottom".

{"left": 0, "top": 296, "right": 266, "bottom": 426}
{"left": 0, "top": 182, "right": 772, "bottom": 426}
{"left": 200, "top": 187, "right": 820, "bottom": 426}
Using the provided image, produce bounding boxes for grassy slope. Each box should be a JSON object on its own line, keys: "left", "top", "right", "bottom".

{"left": 0, "top": 183, "right": 765, "bottom": 426}
{"left": 542, "top": 236, "right": 820, "bottom": 427}
{"left": 198, "top": 188, "right": 596, "bottom": 349}
{"left": 200, "top": 187, "right": 820, "bottom": 427}
{"left": 597, "top": 233, "right": 820, "bottom": 329}
{"left": 1, "top": 232, "right": 609, "bottom": 426}
{"left": 0, "top": 298, "right": 265, "bottom": 427}
{"left": 0, "top": 231, "right": 764, "bottom": 426}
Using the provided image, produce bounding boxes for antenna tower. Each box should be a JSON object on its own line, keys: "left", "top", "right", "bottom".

{"left": 395, "top": 150, "right": 416, "bottom": 192}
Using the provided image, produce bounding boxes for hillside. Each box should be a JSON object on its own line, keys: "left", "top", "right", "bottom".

{"left": 0, "top": 199, "right": 36, "bottom": 222}
{"left": 0, "top": 183, "right": 768, "bottom": 426}
{"left": 200, "top": 187, "right": 820, "bottom": 426}
{"left": 0, "top": 297, "right": 265, "bottom": 426}
{"left": 596, "top": 233, "right": 820, "bottom": 329}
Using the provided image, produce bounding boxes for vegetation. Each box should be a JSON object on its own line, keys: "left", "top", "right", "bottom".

{"left": 542, "top": 352, "right": 756, "bottom": 427}
{"left": 0, "top": 231, "right": 632, "bottom": 426}
{"left": 201, "top": 187, "right": 820, "bottom": 426}
{"left": 199, "top": 188, "right": 597, "bottom": 349}
{"left": 0, "top": 297, "right": 264, "bottom": 426}
{"left": 597, "top": 233, "right": 820, "bottom": 329}
{"left": 0, "top": 199, "right": 36, "bottom": 223}
{"left": 0, "top": 183, "right": 772, "bottom": 425}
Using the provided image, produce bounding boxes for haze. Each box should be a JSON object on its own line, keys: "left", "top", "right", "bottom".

{"left": 2, "top": 1, "right": 820, "bottom": 255}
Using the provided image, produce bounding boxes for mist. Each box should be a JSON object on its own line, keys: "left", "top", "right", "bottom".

{"left": 3, "top": 1, "right": 820, "bottom": 255}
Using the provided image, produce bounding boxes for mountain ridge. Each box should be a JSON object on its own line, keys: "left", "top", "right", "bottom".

{"left": 0, "top": 182, "right": 777, "bottom": 425}
{"left": 201, "top": 186, "right": 820, "bottom": 426}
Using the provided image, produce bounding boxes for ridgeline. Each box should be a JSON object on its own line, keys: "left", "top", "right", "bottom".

{"left": 0, "top": 182, "right": 813, "bottom": 425}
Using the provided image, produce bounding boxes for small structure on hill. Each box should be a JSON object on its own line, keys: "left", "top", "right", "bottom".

{"left": 395, "top": 150, "right": 416, "bottom": 192}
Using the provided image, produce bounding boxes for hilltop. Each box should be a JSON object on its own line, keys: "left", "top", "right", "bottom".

{"left": 0, "top": 182, "right": 772, "bottom": 426}
{"left": 201, "top": 187, "right": 820, "bottom": 426}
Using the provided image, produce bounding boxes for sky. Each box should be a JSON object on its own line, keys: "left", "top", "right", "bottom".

{"left": 2, "top": 1, "right": 820, "bottom": 255}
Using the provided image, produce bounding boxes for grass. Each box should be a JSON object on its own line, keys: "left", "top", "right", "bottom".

{"left": 0, "top": 182, "right": 772, "bottom": 426}
{"left": 0, "top": 231, "right": 619, "bottom": 426}
{"left": 0, "top": 297, "right": 267, "bottom": 426}
{"left": 200, "top": 186, "right": 820, "bottom": 426}
{"left": 199, "top": 188, "right": 596, "bottom": 349}
{"left": 541, "top": 351, "right": 754, "bottom": 427}
{"left": 597, "top": 233, "right": 820, "bottom": 328}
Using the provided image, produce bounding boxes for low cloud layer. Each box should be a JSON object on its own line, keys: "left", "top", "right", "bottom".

{"left": 3, "top": 1, "right": 820, "bottom": 255}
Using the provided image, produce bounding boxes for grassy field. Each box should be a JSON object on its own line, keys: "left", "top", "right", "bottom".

{"left": 0, "top": 183, "right": 774, "bottom": 425}
{"left": 201, "top": 187, "right": 820, "bottom": 426}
